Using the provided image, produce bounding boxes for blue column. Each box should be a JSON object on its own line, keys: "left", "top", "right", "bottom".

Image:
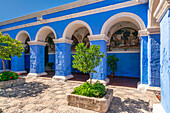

{"left": 11, "top": 48, "right": 26, "bottom": 73}
{"left": 28, "top": 41, "right": 47, "bottom": 76}
{"left": 159, "top": 9, "right": 170, "bottom": 113}
{"left": 140, "top": 35, "right": 148, "bottom": 85}
{"left": 148, "top": 33, "right": 160, "bottom": 87}
{"left": 88, "top": 34, "right": 109, "bottom": 85}
{"left": 52, "top": 39, "right": 73, "bottom": 81}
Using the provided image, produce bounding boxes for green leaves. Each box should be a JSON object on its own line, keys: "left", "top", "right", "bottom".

{"left": 72, "top": 43, "right": 105, "bottom": 74}
{"left": 73, "top": 81, "right": 106, "bottom": 97}
{"left": 107, "top": 55, "right": 119, "bottom": 73}
{"left": 0, "top": 32, "right": 24, "bottom": 71}
{"left": 0, "top": 71, "right": 19, "bottom": 81}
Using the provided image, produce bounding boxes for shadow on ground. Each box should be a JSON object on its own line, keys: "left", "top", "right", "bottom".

{"left": 0, "top": 82, "right": 49, "bottom": 98}
{"left": 107, "top": 97, "right": 152, "bottom": 113}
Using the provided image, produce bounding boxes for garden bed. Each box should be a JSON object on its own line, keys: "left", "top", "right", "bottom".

{"left": 0, "top": 78, "right": 26, "bottom": 88}
{"left": 67, "top": 89, "right": 113, "bottom": 113}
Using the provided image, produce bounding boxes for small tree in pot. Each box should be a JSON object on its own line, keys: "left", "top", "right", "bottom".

{"left": 107, "top": 55, "right": 119, "bottom": 78}
{"left": 72, "top": 43, "right": 105, "bottom": 85}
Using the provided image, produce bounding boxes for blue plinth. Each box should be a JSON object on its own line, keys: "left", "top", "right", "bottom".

{"left": 148, "top": 34, "right": 160, "bottom": 87}
{"left": 90, "top": 40, "right": 107, "bottom": 80}
{"left": 54, "top": 43, "right": 72, "bottom": 76}
{"left": 140, "top": 36, "right": 148, "bottom": 85}
{"left": 29, "top": 45, "right": 45, "bottom": 74}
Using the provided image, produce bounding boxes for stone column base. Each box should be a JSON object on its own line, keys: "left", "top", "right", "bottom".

{"left": 87, "top": 78, "right": 110, "bottom": 86}
{"left": 52, "top": 75, "right": 74, "bottom": 81}
{"left": 27, "top": 72, "right": 47, "bottom": 78}
{"left": 16, "top": 71, "right": 27, "bottom": 74}
{"left": 137, "top": 83, "right": 161, "bottom": 92}
{"left": 153, "top": 104, "right": 166, "bottom": 113}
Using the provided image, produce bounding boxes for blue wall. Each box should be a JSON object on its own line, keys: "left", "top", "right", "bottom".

{"left": 160, "top": 9, "right": 170, "bottom": 113}
{"left": 107, "top": 53, "right": 140, "bottom": 78}
{"left": 71, "top": 53, "right": 140, "bottom": 78}
{"left": 48, "top": 54, "right": 55, "bottom": 70}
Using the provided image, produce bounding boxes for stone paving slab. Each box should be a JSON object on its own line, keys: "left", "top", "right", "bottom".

{"left": 0, "top": 77, "right": 160, "bottom": 113}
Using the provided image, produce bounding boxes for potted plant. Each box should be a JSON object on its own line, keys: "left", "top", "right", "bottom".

{"left": 107, "top": 55, "right": 119, "bottom": 78}
{"left": 67, "top": 43, "right": 113, "bottom": 112}
{"left": 46, "top": 62, "right": 54, "bottom": 69}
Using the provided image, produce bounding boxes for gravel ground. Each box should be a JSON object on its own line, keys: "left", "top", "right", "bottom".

{"left": 0, "top": 76, "right": 160, "bottom": 113}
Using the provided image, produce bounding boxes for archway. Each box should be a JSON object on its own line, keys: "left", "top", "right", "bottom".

{"left": 101, "top": 13, "right": 146, "bottom": 87}
{"left": 35, "top": 26, "right": 56, "bottom": 75}
{"left": 15, "top": 30, "right": 31, "bottom": 73}
{"left": 63, "top": 20, "right": 92, "bottom": 81}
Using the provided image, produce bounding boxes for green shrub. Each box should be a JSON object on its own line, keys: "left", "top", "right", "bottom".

{"left": 73, "top": 81, "right": 106, "bottom": 98}
{"left": 0, "top": 71, "right": 19, "bottom": 82}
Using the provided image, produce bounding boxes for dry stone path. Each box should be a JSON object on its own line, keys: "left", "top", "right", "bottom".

{"left": 0, "top": 76, "right": 160, "bottom": 113}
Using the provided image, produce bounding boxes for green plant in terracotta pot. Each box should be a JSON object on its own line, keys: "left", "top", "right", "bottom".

{"left": 46, "top": 62, "right": 54, "bottom": 69}
{"left": 107, "top": 55, "right": 119, "bottom": 78}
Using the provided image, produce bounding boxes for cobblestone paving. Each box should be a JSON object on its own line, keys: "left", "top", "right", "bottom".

{"left": 0, "top": 76, "right": 160, "bottom": 113}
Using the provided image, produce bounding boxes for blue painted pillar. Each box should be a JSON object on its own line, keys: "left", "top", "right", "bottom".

{"left": 11, "top": 47, "right": 26, "bottom": 73}
{"left": 156, "top": 9, "right": 170, "bottom": 113}
{"left": 147, "top": 31, "right": 160, "bottom": 87}
{"left": 140, "top": 35, "right": 148, "bottom": 85}
{"left": 88, "top": 34, "right": 109, "bottom": 85}
{"left": 27, "top": 41, "right": 47, "bottom": 77}
{"left": 52, "top": 38, "right": 73, "bottom": 81}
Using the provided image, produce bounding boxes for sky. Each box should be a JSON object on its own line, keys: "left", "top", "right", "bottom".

{"left": 0, "top": 0, "right": 78, "bottom": 22}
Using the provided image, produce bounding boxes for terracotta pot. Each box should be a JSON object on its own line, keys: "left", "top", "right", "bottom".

{"left": 111, "top": 73, "right": 114, "bottom": 78}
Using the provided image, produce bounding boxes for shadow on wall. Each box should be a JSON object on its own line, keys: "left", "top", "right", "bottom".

{"left": 0, "top": 82, "right": 49, "bottom": 98}
{"left": 107, "top": 97, "right": 152, "bottom": 113}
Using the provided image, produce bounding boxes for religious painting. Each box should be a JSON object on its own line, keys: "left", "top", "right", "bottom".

{"left": 107, "top": 28, "right": 140, "bottom": 51}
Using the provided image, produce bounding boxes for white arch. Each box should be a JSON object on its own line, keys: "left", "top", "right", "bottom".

{"left": 2, "top": 33, "right": 10, "bottom": 37}
{"left": 101, "top": 12, "right": 146, "bottom": 35}
{"left": 35, "top": 26, "right": 57, "bottom": 42}
{"left": 62, "top": 20, "right": 93, "bottom": 39}
{"left": 16, "top": 30, "right": 31, "bottom": 43}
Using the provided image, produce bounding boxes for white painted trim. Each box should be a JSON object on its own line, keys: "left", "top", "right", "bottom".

{"left": 0, "top": 0, "right": 104, "bottom": 26}
{"left": 153, "top": 104, "right": 166, "bottom": 113}
{"left": 0, "top": 69, "right": 10, "bottom": 73}
{"left": 88, "top": 34, "right": 109, "bottom": 42}
{"left": 16, "top": 30, "right": 31, "bottom": 43}
{"left": 35, "top": 26, "right": 57, "bottom": 42}
{"left": 138, "top": 29, "right": 148, "bottom": 36}
{"left": 0, "top": 1, "right": 145, "bottom": 32}
{"left": 154, "top": 0, "right": 170, "bottom": 22}
{"left": 28, "top": 41, "right": 47, "bottom": 46}
{"left": 107, "top": 51, "right": 140, "bottom": 53}
{"left": 136, "top": 0, "right": 148, "bottom": 3}
{"left": 87, "top": 78, "right": 110, "bottom": 86}
{"left": 101, "top": 12, "right": 146, "bottom": 35}
{"left": 2, "top": 33, "right": 10, "bottom": 37}
{"left": 27, "top": 72, "right": 47, "bottom": 77}
{"left": 137, "top": 83, "right": 161, "bottom": 92}
{"left": 53, "top": 38, "right": 73, "bottom": 44}
{"left": 48, "top": 52, "right": 55, "bottom": 55}
{"left": 52, "top": 75, "right": 74, "bottom": 81}
{"left": 147, "top": 27, "right": 160, "bottom": 34}
{"left": 62, "top": 20, "right": 93, "bottom": 39}
{"left": 16, "top": 71, "right": 27, "bottom": 74}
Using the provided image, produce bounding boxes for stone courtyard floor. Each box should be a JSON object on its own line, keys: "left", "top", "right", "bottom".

{"left": 0, "top": 76, "right": 160, "bottom": 113}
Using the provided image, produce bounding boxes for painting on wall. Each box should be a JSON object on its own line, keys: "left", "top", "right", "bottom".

{"left": 107, "top": 28, "right": 140, "bottom": 51}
